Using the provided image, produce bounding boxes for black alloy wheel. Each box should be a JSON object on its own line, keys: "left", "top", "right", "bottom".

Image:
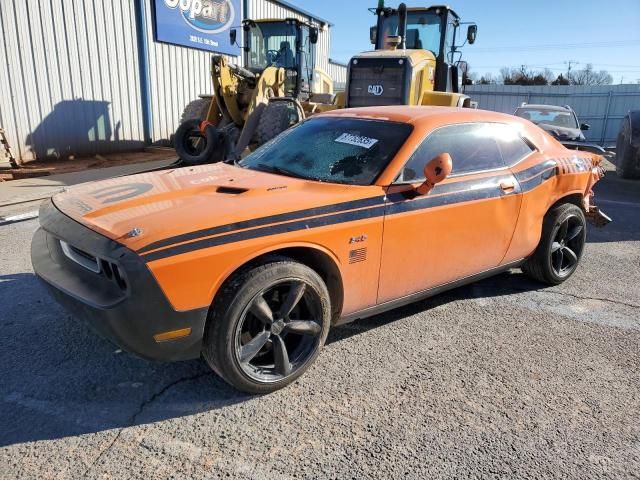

{"left": 202, "top": 256, "right": 331, "bottom": 394}
{"left": 550, "top": 214, "right": 584, "bottom": 278}
{"left": 522, "top": 203, "right": 587, "bottom": 285}
{"left": 235, "top": 280, "right": 323, "bottom": 383}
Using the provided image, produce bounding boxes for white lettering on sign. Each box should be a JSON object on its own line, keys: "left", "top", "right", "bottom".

{"left": 334, "top": 133, "right": 379, "bottom": 149}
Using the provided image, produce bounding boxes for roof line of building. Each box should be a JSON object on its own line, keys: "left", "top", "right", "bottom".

{"left": 329, "top": 58, "right": 348, "bottom": 67}
{"left": 269, "top": 0, "right": 334, "bottom": 26}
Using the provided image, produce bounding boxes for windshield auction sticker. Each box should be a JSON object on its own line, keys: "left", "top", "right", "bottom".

{"left": 335, "top": 133, "right": 379, "bottom": 149}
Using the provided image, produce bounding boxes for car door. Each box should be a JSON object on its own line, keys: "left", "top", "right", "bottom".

{"left": 377, "top": 122, "right": 525, "bottom": 304}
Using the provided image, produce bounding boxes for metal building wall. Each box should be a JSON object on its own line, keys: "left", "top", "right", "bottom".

{"left": 0, "top": 0, "right": 145, "bottom": 162}
{"left": 465, "top": 84, "right": 640, "bottom": 146}
{"left": 328, "top": 60, "right": 347, "bottom": 90}
{"left": 143, "top": 0, "right": 240, "bottom": 144}
{"left": 0, "top": 0, "right": 342, "bottom": 161}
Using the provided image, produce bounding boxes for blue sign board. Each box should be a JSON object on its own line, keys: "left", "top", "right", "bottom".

{"left": 152, "top": 0, "right": 241, "bottom": 56}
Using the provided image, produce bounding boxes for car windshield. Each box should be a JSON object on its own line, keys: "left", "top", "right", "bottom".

{"left": 515, "top": 108, "right": 578, "bottom": 129}
{"left": 239, "top": 117, "right": 413, "bottom": 185}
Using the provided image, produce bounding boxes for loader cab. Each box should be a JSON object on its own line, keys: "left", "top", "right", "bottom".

{"left": 373, "top": 5, "right": 473, "bottom": 93}
{"left": 345, "top": 3, "right": 476, "bottom": 108}
{"left": 238, "top": 18, "right": 318, "bottom": 99}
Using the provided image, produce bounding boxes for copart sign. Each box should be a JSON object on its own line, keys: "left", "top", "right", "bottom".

{"left": 153, "top": 0, "right": 241, "bottom": 55}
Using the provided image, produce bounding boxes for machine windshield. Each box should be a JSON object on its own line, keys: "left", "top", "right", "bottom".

{"left": 246, "top": 22, "right": 298, "bottom": 70}
{"left": 239, "top": 117, "right": 413, "bottom": 185}
{"left": 378, "top": 11, "right": 442, "bottom": 56}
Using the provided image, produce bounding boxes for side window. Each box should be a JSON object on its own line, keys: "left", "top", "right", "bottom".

{"left": 399, "top": 123, "right": 506, "bottom": 182}
{"left": 495, "top": 124, "right": 534, "bottom": 165}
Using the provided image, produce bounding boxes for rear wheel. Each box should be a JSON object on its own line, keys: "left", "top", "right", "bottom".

{"left": 202, "top": 257, "right": 331, "bottom": 394}
{"left": 522, "top": 203, "right": 586, "bottom": 285}
{"left": 616, "top": 115, "right": 640, "bottom": 179}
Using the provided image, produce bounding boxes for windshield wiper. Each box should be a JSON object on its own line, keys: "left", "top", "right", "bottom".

{"left": 255, "top": 163, "right": 318, "bottom": 181}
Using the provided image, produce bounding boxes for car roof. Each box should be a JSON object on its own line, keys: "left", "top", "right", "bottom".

{"left": 319, "top": 105, "right": 521, "bottom": 126}
{"left": 317, "top": 105, "right": 566, "bottom": 159}
{"left": 517, "top": 104, "right": 572, "bottom": 112}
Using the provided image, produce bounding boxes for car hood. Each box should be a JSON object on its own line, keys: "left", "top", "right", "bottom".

{"left": 52, "top": 163, "right": 371, "bottom": 253}
{"left": 536, "top": 122, "right": 585, "bottom": 141}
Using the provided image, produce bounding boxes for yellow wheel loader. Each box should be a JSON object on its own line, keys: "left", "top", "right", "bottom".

{"left": 175, "top": 18, "right": 334, "bottom": 165}
{"left": 344, "top": 2, "right": 477, "bottom": 108}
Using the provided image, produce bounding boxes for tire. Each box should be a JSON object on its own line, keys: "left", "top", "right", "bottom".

{"left": 202, "top": 256, "right": 331, "bottom": 394}
{"left": 180, "top": 98, "right": 211, "bottom": 123}
{"left": 522, "top": 203, "right": 587, "bottom": 285}
{"left": 174, "top": 119, "right": 221, "bottom": 165}
{"left": 616, "top": 115, "right": 640, "bottom": 179}
{"left": 255, "top": 101, "right": 297, "bottom": 146}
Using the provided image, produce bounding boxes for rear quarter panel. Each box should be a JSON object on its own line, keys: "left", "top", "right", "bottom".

{"left": 503, "top": 149, "right": 596, "bottom": 263}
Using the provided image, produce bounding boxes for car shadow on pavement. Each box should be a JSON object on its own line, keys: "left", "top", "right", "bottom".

{"left": 0, "top": 273, "right": 248, "bottom": 448}
{"left": 327, "top": 270, "right": 544, "bottom": 345}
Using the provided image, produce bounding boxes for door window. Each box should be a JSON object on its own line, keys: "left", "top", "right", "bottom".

{"left": 399, "top": 123, "right": 525, "bottom": 182}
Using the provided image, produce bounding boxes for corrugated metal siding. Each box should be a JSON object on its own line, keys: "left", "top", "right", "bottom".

{"left": 328, "top": 61, "right": 347, "bottom": 90}
{"left": 0, "top": 0, "right": 145, "bottom": 162}
{"left": 465, "top": 84, "right": 640, "bottom": 146}
{"left": 0, "top": 0, "right": 339, "bottom": 161}
{"left": 143, "top": 0, "right": 240, "bottom": 144}
{"left": 249, "top": 0, "right": 307, "bottom": 22}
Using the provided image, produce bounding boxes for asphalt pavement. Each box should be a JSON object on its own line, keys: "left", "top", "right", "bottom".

{"left": 0, "top": 170, "right": 638, "bottom": 479}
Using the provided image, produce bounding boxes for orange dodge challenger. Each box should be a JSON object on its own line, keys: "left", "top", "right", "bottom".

{"left": 32, "top": 106, "right": 609, "bottom": 393}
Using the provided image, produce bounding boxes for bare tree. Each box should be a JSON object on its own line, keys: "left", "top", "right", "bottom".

{"left": 499, "top": 67, "right": 512, "bottom": 84}
{"left": 479, "top": 72, "right": 496, "bottom": 85}
{"left": 569, "top": 64, "right": 613, "bottom": 85}
{"left": 542, "top": 68, "right": 555, "bottom": 84}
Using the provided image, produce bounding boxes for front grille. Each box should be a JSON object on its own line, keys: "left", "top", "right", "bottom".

{"left": 347, "top": 59, "right": 407, "bottom": 107}
{"left": 60, "top": 240, "right": 127, "bottom": 291}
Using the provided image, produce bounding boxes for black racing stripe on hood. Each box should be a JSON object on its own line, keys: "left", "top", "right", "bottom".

{"left": 138, "top": 195, "right": 386, "bottom": 254}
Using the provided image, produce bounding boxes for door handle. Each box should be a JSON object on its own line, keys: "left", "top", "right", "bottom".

{"left": 500, "top": 181, "right": 516, "bottom": 193}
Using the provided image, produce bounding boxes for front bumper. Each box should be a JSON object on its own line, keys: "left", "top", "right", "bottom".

{"left": 31, "top": 201, "right": 208, "bottom": 361}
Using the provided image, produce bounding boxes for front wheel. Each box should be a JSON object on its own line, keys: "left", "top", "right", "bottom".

{"left": 522, "top": 203, "right": 587, "bottom": 285}
{"left": 202, "top": 257, "right": 331, "bottom": 394}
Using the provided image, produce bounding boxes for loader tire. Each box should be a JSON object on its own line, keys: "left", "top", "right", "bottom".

{"left": 615, "top": 115, "right": 640, "bottom": 179}
{"left": 180, "top": 98, "right": 211, "bottom": 123}
{"left": 255, "top": 102, "right": 297, "bottom": 146}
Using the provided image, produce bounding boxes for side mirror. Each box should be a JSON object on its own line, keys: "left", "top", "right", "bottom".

{"left": 580, "top": 123, "right": 590, "bottom": 131}
{"left": 416, "top": 153, "right": 452, "bottom": 195}
{"left": 310, "top": 27, "right": 319, "bottom": 44}
{"left": 467, "top": 24, "right": 477, "bottom": 45}
{"left": 370, "top": 26, "right": 377, "bottom": 45}
{"left": 229, "top": 29, "right": 237, "bottom": 45}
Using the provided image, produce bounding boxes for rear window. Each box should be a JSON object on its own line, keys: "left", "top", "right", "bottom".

{"left": 515, "top": 108, "right": 578, "bottom": 129}
{"left": 240, "top": 117, "right": 413, "bottom": 185}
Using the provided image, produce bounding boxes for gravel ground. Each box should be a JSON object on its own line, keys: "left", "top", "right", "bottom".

{"left": 0, "top": 173, "right": 638, "bottom": 479}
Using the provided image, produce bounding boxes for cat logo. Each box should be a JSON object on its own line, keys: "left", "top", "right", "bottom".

{"left": 367, "top": 84, "right": 384, "bottom": 96}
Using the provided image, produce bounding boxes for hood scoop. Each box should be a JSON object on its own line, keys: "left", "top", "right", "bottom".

{"left": 216, "top": 186, "right": 248, "bottom": 195}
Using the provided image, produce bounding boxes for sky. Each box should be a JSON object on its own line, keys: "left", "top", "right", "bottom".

{"left": 290, "top": 0, "right": 640, "bottom": 83}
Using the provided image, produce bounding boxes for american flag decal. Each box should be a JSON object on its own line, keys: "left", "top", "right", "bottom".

{"left": 349, "top": 247, "right": 367, "bottom": 264}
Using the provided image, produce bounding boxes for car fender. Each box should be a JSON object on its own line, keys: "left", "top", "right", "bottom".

{"left": 206, "top": 240, "right": 345, "bottom": 308}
